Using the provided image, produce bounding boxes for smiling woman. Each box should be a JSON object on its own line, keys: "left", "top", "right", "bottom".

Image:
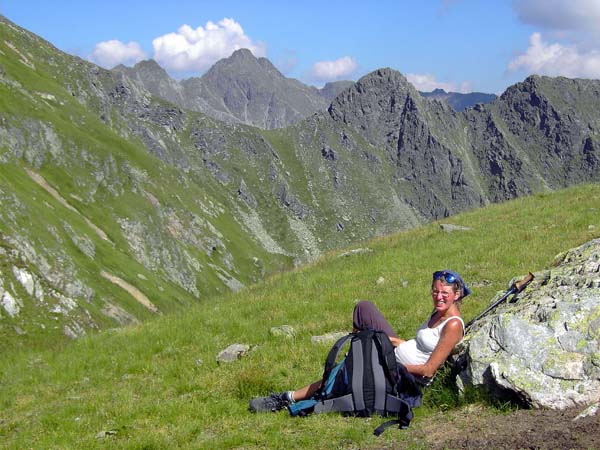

{"left": 249, "top": 269, "right": 470, "bottom": 413}
{"left": 360, "top": 269, "right": 468, "bottom": 380}
{"left": 394, "top": 270, "right": 468, "bottom": 379}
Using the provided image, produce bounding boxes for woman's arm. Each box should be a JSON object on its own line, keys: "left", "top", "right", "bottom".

{"left": 403, "top": 318, "right": 463, "bottom": 378}
{"left": 388, "top": 336, "right": 405, "bottom": 347}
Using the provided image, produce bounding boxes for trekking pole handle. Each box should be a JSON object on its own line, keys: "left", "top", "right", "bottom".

{"left": 514, "top": 272, "right": 534, "bottom": 293}
{"left": 465, "top": 271, "right": 534, "bottom": 331}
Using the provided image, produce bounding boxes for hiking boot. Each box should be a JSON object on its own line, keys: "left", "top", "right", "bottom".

{"left": 249, "top": 392, "right": 291, "bottom": 413}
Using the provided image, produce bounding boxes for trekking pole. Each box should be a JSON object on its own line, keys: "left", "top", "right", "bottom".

{"left": 465, "top": 272, "right": 534, "bottom": 331}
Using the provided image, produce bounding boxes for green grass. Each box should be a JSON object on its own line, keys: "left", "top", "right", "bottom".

{"left": 1, "top": 183, "right": 598, "bottom": 449}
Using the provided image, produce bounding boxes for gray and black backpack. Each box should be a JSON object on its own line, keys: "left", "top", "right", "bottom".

{"left": 288, "top": 328, "right": 423, "bottom": 435}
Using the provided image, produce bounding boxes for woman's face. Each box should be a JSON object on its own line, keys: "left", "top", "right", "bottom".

{"left": 431, "top": 279, "right": 461, "bottom": 314}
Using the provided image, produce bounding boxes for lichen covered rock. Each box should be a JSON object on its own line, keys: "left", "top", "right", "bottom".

{"left": 458, "top": 238, "right": 600, "bottom": 409}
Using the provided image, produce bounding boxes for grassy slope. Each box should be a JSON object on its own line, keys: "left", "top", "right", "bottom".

{"left": 1, "top": 183, "right": 599, "bottom": 449}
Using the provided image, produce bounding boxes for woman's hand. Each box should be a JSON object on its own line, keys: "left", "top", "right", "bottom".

{"left": 388, "top": 336, "right": 405, "bottom": 347}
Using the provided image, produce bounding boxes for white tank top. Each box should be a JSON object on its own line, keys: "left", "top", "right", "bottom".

{"left": 394, "top": 315, "right": 465, "bottom": 366}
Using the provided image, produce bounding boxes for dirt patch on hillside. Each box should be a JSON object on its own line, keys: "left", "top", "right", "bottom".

{"left": 26, "top": 168, "right": 112, "bottom": 243}
{"left": 100, "top": 271, "right": 159, "bottom": 313}
{"left": 404, "top": 404, "right": 599, "bottom": 450}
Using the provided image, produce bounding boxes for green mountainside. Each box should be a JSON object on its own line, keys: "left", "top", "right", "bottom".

{"left": 1, "top": 15, "right": 600, "bottom": 350}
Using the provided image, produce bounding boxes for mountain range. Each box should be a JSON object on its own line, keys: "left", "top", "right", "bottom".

{"left": 114, "top": 49, "right": 495, "bottom": 130}
{"left": 0, "top": 14, "right": 599, "bottom": 348}
{"left": 420, "top": 88, "right": 497, "bottom": 113}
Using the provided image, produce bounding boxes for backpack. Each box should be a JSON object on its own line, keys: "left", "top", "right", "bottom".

{"left": 288, "top": 329, "right": 423, "bottom": 435}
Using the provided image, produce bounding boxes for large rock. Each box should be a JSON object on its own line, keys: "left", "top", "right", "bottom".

{"left": 457, "top": 238, "right": 600, "bottom": 409}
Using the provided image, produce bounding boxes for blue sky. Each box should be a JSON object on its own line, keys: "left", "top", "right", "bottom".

{"left": 1, "top": 0, "right": 599, "bottom": 94}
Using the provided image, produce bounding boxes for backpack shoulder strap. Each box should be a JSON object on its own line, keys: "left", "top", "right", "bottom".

{"left": 372, "top": 330, "right": 399, "bottom": 386}
{"left": 320, "top": 333, "right": 354, "bottom": 391}
{"left": 373, "top": 408, "right": 413, "bottom": 435}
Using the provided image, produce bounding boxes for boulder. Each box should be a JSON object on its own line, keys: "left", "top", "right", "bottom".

{"left": 216, "top": 343, "right": 250, "bottom": 363}
{"left": 337, "top": 248, "right": 373, "bottom": 258}
{"left": 270, "top": 325, "right": 296, "bottom": 338}
{"left": 440, "top": 223, "right": 472, "bottom": 232}
{"left": 457, "top": 238, "right": 600, "bottom": 409}
{"left": 311, "top": 331, "right": 347, "bottom": 345}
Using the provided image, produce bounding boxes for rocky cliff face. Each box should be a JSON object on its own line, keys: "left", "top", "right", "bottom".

{"left": 1, "top": 15, "right": 600, "bottom": 348}
{"left": 328, "top": 68, "right": 478, "bottom": 219}
{"left": 328, "top": 68, "right": 600, "bottom": 219}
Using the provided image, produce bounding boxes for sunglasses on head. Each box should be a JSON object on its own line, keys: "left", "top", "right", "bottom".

{"left": 433, "top": 271, "right": 460, "bottom": 285}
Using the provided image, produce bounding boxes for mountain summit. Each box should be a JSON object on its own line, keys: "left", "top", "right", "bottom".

{"left": 193, "top": 48, "right": 329, "bottom": 129}
{"left": 113, "top": 59, "right": 186, "bottom": 106}
{"left": 118, "top": 49, "right": 337, "bottom": 129}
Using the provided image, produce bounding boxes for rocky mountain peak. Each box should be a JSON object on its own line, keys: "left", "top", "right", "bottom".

{"left": 133, "top": 59, "right": 168, "bottom": 75}
{"left": 329, "top": 68, "right": 420, "bottom": 113}
{"left": 228, "top": 47, "right": 258, "bottom": 62}
{"left": 196, "top": 48, "right": 329, "bottom": 129}
{"left": 219, "top": 48, "right": 287, "bottom": 80}
{"left": 327, "top": 68, "right": 424, "bottom": 147}
{"left": 204, "top": 48, "right": 278, "bottom": 79}
{"left": 355, "top": 67, "right": 415, "bottom": 92}
{"left": 499, "top": 74, "right": 541, "bottom": 100}
{"left": 113, "top": 59, "right": 167, "bottom": 79}
{"left": 231, "top": 47, "right": 253, "bottom": 57}
{"left": 113, "top": 58, "right": 185, "bottom": 106}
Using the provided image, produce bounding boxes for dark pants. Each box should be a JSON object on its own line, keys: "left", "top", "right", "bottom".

{"left": 352, "top": 300, "right": 398, "bottom": 338}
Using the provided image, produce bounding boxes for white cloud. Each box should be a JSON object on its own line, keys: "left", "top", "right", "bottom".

{"left": 508, "top": 32, "right": 600, "bottom": 78}
{"left": 88, "top": 40, "right": 147, "bottom": 69}
{"left": 151, "top": 18, "right": 266, "bottom": 73}
{"left": 309, "top": 56, "right": 358, "bottom": 81}
{"left": 514, "top": 0, "right": 600, "bottom": 32}
{"left": 406, "top": 73, "right": 471, "bottom": 93}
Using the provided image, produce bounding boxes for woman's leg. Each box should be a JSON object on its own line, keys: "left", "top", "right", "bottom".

{"left": 249, "top": 378, "right": 323, "bottom": 412}
{"left": 291, "top": 379, "right": 322, "bottom": 401}
{"left": 352, "top": 300, "right": 398, "bottom": 338}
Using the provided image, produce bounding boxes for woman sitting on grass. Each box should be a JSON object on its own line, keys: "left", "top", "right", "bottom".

{"left": 250, "top": 269, "right": 470, "bottom": 412}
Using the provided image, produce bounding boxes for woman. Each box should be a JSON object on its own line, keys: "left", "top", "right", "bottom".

{"left": 250, "top": 269, "right": 470, "bottom": 412}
